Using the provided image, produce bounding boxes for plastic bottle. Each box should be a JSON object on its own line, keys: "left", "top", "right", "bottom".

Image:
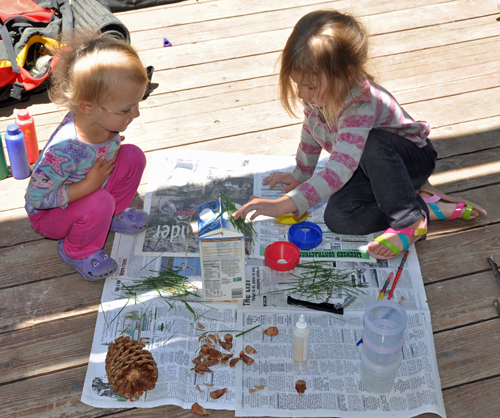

{"left": 0, "top": 133, "right": 8, "bottom": 179}
{"left": 5, "top": 124, "right": 31, "bottom": 179}
{"left": 292, "top": 314, "right": 310, "bottom": 362}
{"left": 15, "top": 109, "right": 39, "bottom": 164}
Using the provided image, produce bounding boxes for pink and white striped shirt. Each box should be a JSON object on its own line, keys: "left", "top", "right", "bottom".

{"left": 287, "top": 79, "right": 431, "bottom": 216}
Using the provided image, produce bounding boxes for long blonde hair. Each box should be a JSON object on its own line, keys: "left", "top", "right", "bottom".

{"left": 279, "top": 10, "right": 373, "bottom": 125}
{"left": 49, "top": 29, "right": 148, "bottom": 114}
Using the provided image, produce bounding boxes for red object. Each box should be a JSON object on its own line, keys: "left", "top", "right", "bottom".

{"left": 264, "top": 241, "right": 300, "bottom": 271}
{"left": 15, "top": 109, "right": 39, "bottom": 164}
{"left": 388, "top": 250, "right": 410, "bottom": 300}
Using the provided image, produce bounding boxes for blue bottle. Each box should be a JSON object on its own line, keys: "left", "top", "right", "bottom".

{"left": 5, "top": 124, "right": 30, "bottom": 179}
{"left": 0, "top": 133, "right": 8, "bottom": 180}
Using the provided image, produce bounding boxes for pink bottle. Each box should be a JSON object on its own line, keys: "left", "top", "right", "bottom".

{"left": 15, "top": 109, "right": 39, "bottom": 164}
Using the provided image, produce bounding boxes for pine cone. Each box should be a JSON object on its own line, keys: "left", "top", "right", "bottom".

{"left": 105, "top": 336, "right": 158, "bottom": 399}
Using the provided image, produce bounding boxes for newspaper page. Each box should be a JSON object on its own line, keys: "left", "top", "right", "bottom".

{"left": 134, "top": 150, "right": 375, "bottom": 262}
{"left": 81, "top": 280, "right": 239, "bottom": 409}
{"left": 134, "top": 150, "right": 256, "bottom": 257}
{"left": 234, "top": 250, "right": 446, "bottom": 418}
{"left": 81, "top": 149, "right": 445, "bottom": 416}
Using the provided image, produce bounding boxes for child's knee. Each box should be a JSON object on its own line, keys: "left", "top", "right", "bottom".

{"left": 88, "top": 189, "right": 116, "bottom": 216}
{"left": 119, "top": 144, "right": 146, "bottom": 171}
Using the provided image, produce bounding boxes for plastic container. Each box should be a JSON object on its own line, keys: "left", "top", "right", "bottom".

{"left": 363, "top": 300, "right": 407, "bottom": 348}
{"left": 0, "top": 133, "right": 8, "bottom": 179}
{"left": 5, "top": 124, "right": 30, "bottom": 179}
{"left": 264, "top": 241, "right": 300, "bottom": 271}
{"left": 275, "top": 212, "right": 308, "bottom": 224}
{"left": 15, "top": 109, "right": 39, "bottom": 164}
{"left": 361, "top": 336, "right": 403, "bottom": 366}
{"left": 292, "top": 314, "right": 310, "bottom": 362}
{"left": 360, "top": 348, "right": 401, "bottom": 394}
{"left": 288, "top": 221, "right": 323, "bottom": 250}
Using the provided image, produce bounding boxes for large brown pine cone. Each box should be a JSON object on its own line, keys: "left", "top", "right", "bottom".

{"left": 105, "top": 336, "right": 158, "bottom": 399}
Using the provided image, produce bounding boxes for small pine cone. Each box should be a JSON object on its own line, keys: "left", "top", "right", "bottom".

{"left": 105, "top": 336, "right": 158, "bottom": 399}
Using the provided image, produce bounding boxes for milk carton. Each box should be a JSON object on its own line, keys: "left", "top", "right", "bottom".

{"left": 198, "top": 198, "right": 245, "bottom": 301}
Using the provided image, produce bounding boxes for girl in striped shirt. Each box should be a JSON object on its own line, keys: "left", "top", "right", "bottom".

{"left": 233, "top": 9, "right": 486, "bottom": 260}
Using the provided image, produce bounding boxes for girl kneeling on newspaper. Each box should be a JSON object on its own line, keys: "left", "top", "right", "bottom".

{"left": 25, "top": 30, "right": 150, "bottom": 280}
{"left": 233, "top": 10, "right": 487, "bottom": 260}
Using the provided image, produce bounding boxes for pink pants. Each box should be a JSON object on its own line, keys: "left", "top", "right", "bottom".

{"left": 29, "top": 144, "right": 146, "bottom": 259}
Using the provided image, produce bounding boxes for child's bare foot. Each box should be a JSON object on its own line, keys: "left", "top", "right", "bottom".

{"left": 418, "top": 186, "right": 487, "bottom": 221}
{"left": 367, "top": 214, "right": 427, "bottom": 259}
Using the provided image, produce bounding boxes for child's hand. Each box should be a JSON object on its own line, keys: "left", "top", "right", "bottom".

{"left": 86, "top": 154, "right": 116, "bottom": 189}
{"left": 263, "top": 172, "right": 300, "bottom": 193}
{"left": 232, "top": 196, "right": 297, "bottom": 221}
{"left": 68, "top": 150, "right": 119, "bottom": 202}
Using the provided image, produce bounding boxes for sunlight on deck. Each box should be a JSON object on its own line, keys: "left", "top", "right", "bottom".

{"left": 430, "top": 160, "right": 500, "bottom": 187}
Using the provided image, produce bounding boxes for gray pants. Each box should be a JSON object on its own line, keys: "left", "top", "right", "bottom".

{"left": 324, "top": 129, "right": 437, "bottom": 235}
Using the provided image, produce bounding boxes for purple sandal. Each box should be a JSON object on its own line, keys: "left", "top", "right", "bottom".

{"left": 110, "top": 208, "right": 149, "bottom": 235}
{"left": 57, "top": 240, "right": 117, "bottom": 281}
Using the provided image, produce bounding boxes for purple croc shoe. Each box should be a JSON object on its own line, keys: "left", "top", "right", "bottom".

{"left": 110, "top": 207, "right": 149, "bottom": 235}
{"left": 57, "top": 240, "right": 117, "bottom": 281}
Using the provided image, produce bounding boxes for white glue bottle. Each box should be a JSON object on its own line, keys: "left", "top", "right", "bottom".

{"left": 292, "top": 314, "right": 310, "bottom": 362}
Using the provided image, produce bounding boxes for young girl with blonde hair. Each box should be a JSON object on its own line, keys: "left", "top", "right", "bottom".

{"left": 25, "top": 31, "right": 150, "bottom": 280}
{"left": 234, "top": 10, "right": 486, "bottom": 260}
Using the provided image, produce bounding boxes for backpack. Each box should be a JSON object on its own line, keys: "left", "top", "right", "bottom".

{"left": 0, "top": 0, "right": 130, "bottom": 107}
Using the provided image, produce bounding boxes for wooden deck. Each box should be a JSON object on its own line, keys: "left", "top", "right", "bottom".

{"left": 1, "top": 0, "right": 500, "bottom": 416}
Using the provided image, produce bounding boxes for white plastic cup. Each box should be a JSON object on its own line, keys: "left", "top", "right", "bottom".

{"left": 360, "top": 348, "right": 401, "bottom": 394}
{"left": 363, "top": 300, "right": 407, "bottom": 348}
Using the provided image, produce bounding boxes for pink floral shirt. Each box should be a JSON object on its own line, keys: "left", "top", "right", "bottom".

{"left": 287, "top": 79, "right": 431, "bottom": 215}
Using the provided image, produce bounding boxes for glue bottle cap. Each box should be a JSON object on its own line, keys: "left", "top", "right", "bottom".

{"left": 296, "top": 314, "right": 307, "bottom": 329}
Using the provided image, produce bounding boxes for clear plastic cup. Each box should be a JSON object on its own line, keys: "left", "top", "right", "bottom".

{"left": 361, "top": 334, "right": 404, "bottom": 366}
{"left": 363, "top": 300, "right": 407, "bottom": 348}
{"left": 360, "top": 348, "right": 401, "bottom": 394}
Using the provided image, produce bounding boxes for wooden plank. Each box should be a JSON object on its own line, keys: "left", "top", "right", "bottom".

{"left": 441, "top": 375, "right": 500, "bottom": 418}
{"left": 429, "top": 145, "right": 500, "bottom": 192}
{"left": 0, "top": 234, "right": 114, "bottom": 288}
{"left": 0, "top": 363, "right": 234, "bottom": 418}
{"left": 126, "top": 0, "right": 474, "bottom": 51}
{"left": 0, "top": 315, "right": 95, "bottom": 384}
{"left": 0, "top": 366, "right": 126, "bottom": 418}
{"left": 0, "top": 274, "right": 103, "bottom": 333}
{"left": 435, "top": 319, "right": 500, "bottom": 388}
{"left": 418, "top": 223, "right": 500, "bottom": 282}
{"left": 0, "top": 208, "right": 40, "bottom": 247}
{"left": 426, "top": 271, "right": 500, "bottom": 331}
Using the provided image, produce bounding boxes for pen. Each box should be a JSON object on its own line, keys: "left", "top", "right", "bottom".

{"left": 377, "top": 272, "right": 394, "bottom": 300}
{"left": 387, "top": 250, "right": 410, "bottom": 300}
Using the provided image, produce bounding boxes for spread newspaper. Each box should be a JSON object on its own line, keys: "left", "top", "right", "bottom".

{"left": 133, "top": 150, "right": 375, "bottom": 262}
{"left": 81, "top": 150, "right": 446, "bottom": 418}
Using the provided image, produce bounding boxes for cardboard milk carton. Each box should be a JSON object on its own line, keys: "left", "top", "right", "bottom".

{"left": 198, "top": 198, "right": 245, "bottom": 301}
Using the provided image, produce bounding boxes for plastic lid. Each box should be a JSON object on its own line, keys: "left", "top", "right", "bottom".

{"left": 275, "top": 212, "right": 308, "bottom": 225}
{"left": 7, "top": 124, "right": 20, "bottom": 135}
{"left": 288, "top": 221, "right": 323, "bottom": 250}
{"left": 264, "top": 241, "right": 300, "bottom": 271}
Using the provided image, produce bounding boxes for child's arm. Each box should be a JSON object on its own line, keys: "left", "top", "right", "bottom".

{"left": 232, "top": 195, "right": 297, "bottom": 221}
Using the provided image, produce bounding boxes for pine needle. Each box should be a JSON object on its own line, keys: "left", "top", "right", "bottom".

{"left": 268, "top": 262, "right": 367, "bottom": 301}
